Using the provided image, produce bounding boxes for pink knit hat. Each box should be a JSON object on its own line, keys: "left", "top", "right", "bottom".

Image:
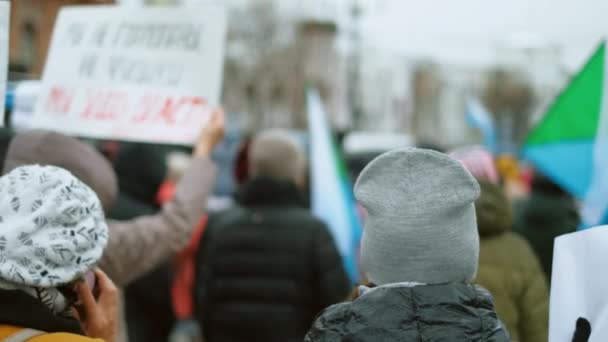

{"left": 449, "top": 146, "right": 499, "bottom": 184}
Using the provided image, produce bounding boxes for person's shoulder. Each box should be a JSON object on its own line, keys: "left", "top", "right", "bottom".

{"left": 291, "top": 209, "right": 327, "bottom": 226}
{"left": 306, "top": 302, "right": 354, "bottom": 341}
{"left": 314, "top": 301, "right": 353, "bottom": 321}
{"left": 293, "top": 210, "right": 334, "bottom": 236}
{"left": 30, "top": 333, "right": 105, "bottom": 342}
{"left": 205, "top": 206, "right": 248, "bottom": 227}
{"left": 498, "top": 231, "right": 531, "bottom": 246}
{"left": 500, "top": 232, "right": 538, "bottom": 258}
{"left": 262, "top": 206, "right": 328, "bottom": 230}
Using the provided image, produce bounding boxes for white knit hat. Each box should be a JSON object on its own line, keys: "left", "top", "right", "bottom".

{"left": 355, "top": 148, "right": 480, "bottom": 285}
{"left": 0, "top": 165, "right": 108, "bottom": 287}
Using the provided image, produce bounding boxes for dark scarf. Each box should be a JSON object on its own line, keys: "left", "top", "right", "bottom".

{"left": 236, "top": 177, "right": 303, "bottom": 207}
{"left": 0, "top": 289, "right": 83, "bottom": 334}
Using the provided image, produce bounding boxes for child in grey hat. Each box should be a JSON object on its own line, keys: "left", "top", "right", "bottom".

{"left": 306, "top": 148, "right": 510, "bottom": 342}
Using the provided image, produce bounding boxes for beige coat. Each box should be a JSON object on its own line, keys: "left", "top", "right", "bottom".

{"left": 474, "top": 181, "right": 549, "bottom": 342}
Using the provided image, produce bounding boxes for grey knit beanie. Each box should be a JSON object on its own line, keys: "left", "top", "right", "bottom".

{"left": 249, "top": 130, "right": 305, "bottom": 182}
{"left": 355, "top": 148, "right": 480, "bottom": 285}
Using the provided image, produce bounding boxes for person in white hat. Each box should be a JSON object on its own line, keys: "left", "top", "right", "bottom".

{"left": 0, "top": 165, "right": 118, "bottom": 342}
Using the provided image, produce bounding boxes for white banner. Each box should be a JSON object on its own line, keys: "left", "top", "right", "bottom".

{"left": 550, "top": 226, "right": 608, "bottom": 341}
{"left": 31, "top": 5, "right": 226, "bottom": 144}
{"left": 0, "top": 1, "right": 9, "bottom": 126}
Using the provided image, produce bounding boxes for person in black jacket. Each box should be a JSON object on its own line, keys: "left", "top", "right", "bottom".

{"left": 196, "top": 130, "right": 350, "bottom": 342}
{"left": 513, "top": 173, "right": 580, "bottom": 283}
{"left": 109, "top": 142, "right": 175, "bottom": 342}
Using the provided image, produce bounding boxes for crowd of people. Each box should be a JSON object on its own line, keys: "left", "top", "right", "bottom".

{"left": 0, "top": 102, "right": 587, "bottom": 341}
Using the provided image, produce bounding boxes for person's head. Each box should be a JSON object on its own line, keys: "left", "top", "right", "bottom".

{"left": 474, "top": 181, "right": 513, "bottom": 237}
{"left": 449, "top": 145, "right": 499, "bottom": 185}
{"left": 531, "top": 171, "right": 570, "bottom": 197}
{"left": 3, "top": 130, "right": 118, "bottom": 213}
{"left": 113, "top": 142, "right": 170, "bottom": 205}
{"left": 355, "top": 148, "right": 480, "bottom": 285}
{"left": 248, "top": 130, "right": 306, "bottom": 187}
{"left": 450, "top": 147, "right": 512, "bottom": 237}
{"left": 0, "top": 165, "right": 108, "bottom": 314}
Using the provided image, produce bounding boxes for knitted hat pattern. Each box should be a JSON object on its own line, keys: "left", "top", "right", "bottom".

{"left": 0, "top": 165, "right": 108, "bottom": 287}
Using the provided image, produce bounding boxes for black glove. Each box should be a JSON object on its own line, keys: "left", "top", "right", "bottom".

{"left": 572, "top": 317, "right": 591, "bottom": 342}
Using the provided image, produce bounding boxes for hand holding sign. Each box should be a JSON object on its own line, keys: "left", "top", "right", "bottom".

{"left": 195, "top": 107, "right": 225, "bottom": 158}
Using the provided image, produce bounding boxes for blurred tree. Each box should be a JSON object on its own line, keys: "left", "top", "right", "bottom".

{"left": 412, "top": 62, "right": 441, "bottom": 143}
{"left": 221, "top": 0, "right": 300, "bottom": 130}
{"left": 483, "top": 68, "right": 534, "bottom": 153}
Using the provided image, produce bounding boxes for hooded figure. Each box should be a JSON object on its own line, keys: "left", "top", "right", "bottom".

{"left": 475, "top": 181, "right": 549, "bottom": 342}
{"left": 0, "top": 165, "right": 109, "bottom": 341}
{"left": 110, "top": 142, "right": 169, "bottom": 219}
{"left": 514, "top": 173, "right": 580, "bottom": 282}
{"left": 108, "top": 143, "right": 175, "bottom": 342}
{"left": 451, "top": 146, "right": 549, "bottom": 342}
{"left": 3, "top": 130, "right": 217, "bottom": 287}
{"left": 306, "top": 148, "right": 509, "bottom": 342}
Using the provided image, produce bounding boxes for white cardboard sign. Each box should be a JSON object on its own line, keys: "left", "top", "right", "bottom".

{"left": 0, "top": 1, "right": 9, "bottom": 125}
{"left": 31, "top": 5, "right": 226, "bottom": 144}
{"left": 550, "top": 226, "right": 608, "bottom": 341}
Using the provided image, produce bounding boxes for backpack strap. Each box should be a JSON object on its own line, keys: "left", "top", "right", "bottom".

{"left": 3, "top": 328, "right": 46, "bottom": 342}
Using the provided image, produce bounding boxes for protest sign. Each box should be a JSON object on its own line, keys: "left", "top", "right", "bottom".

{"left": 0, "top": 1, "right": 9, "bottom": 125}
{"left": 550, "top": 226, "right": 608, "bottom": 341}
{"left": 31, "top": 5, "right": 226, "bottom": 144}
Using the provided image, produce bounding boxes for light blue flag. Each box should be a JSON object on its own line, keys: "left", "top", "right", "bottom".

{"left": 307, "top": 88, "right": 362, "bottom": 283}
{"left": 466, "top": 97, "right": 497, "bottom": 153}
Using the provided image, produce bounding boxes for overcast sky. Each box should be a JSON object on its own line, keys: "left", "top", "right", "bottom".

{"left": 133, "top": 0, "right": 608, "bottom": 71}
{"left": 358, "top": 0, "right": 608, "bottom": 70}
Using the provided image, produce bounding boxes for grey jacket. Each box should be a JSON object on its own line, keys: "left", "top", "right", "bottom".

{"left": 3, "top": 130, "right": 216, "bottom": 287}
{"left": 306, "top": 282, "right": 510, "bottom": 342}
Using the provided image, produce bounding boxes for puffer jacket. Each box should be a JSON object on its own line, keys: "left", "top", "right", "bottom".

{"left": 109, "top": 143, "right": 175, "bottom": 342}
{"left": 305, "top": 282, "right": 510, "bottom": 341}
{"left": 197, "top": 177, "right": 350, "bottom": 342}
{"left": 475, "top": 181, "right": 549, "bottom": 342}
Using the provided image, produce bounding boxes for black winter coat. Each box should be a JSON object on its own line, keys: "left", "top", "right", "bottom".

{"left": 109, "top": 142, "right": 174, "bottom": 342}
{"left": 196, "top": 177, "right": 350, "bottom": 342}
{"left": 306, "top": 283, "right": 510, "bottom": 342}
{"left": 513, "top": 192, "right": 579, "bottom": 282}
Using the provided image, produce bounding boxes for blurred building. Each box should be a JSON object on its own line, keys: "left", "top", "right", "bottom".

{"left": 7, "top": 0, "right": 569, "bottom": 149}
{"left": 220, "top": 0, "right": 351, "bottom": 131}
{"left": 8, "top": 0, "right": 113, "bottom": 79}
{"left": 356, "top": 51, "right": 412, "bottom": 133}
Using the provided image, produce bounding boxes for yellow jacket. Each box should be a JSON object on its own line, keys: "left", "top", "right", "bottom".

{"left": 0, "top": 325, "right": 104, "bottom": 342}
